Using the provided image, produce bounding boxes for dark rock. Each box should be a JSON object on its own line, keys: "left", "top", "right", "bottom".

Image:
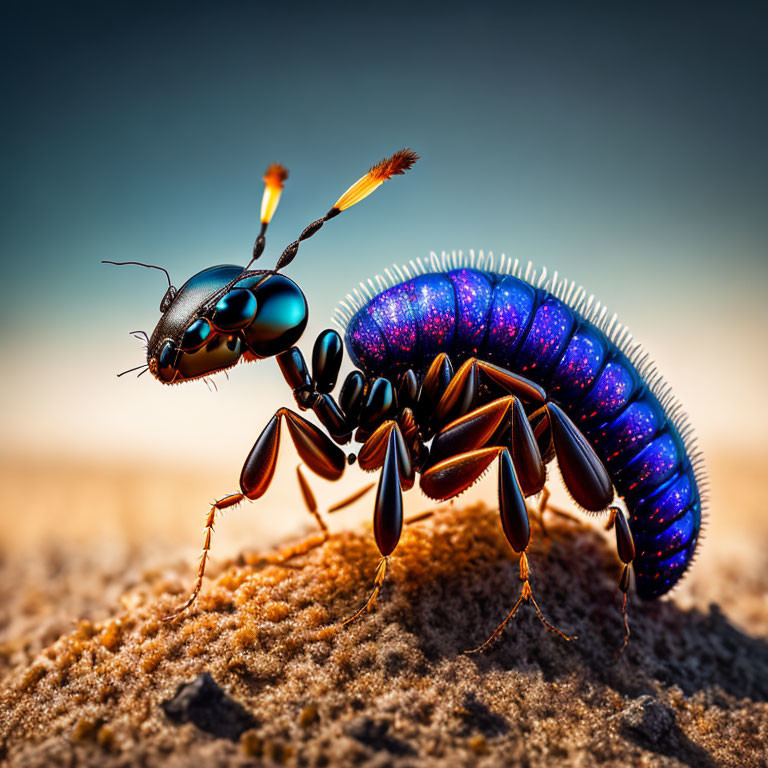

{"left": 458, "top": 694, "right": 509, "bottom": 737}
{"left": 343, "top": 717, "right": 414, "bottom": 755}
{"left": 621, "top": 696, "right": 715, "bottom": 768}
{"left": 621, "top": 695, "right": 676, "bottom": 743}
{"left": 161, "top": 672, "right": 257, "bottom": 741}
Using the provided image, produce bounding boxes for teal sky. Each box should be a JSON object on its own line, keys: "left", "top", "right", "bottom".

{"left": 1, "top": 1, "right": 766, "bottom": 465}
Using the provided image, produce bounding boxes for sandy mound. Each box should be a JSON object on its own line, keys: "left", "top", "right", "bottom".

{"left": 1, "top": 504, "right": 766, "bottom": 767}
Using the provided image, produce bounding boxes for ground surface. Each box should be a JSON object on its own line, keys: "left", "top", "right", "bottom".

{"left": 1, "top": 480, "right": 767, "bottom": 768}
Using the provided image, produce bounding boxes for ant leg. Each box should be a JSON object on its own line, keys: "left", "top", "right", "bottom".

{"left": 474, "top": 359, "right": 547, "bottom": 404}
{"left": 531, "top": 402, "right": 605, "bottom": 527}
{"left": 546, "top": 403, "right": 614, "bottom": 512}
{"left": 429, "top": 362, "right": 545, "bottom": 475}
{"left": 404, "top": 508, "right": 438, "bottom": 526}
{"left": 528, "top": 404, "right": 555, "bottom": 465}
{"left": 396, "top": 369, "right": 419, "bottom": 411}
{"left": 373, "top": 430, "right": 404, "bottom": 565}
{"left": 427, "top": 396, "right": 516, "bottom": 468}
{"left": 339, "top": 370, "right": 366, "bottom": 427}
{"left": 166, "top": 407, "right": 345, "bottom": 620}
{"left": 432, "top": 358, "right": 479, "bottom": 428}
{"left": 266, "top": 533, "right": 329, "bottom": 566}
{"left": 275, "top": 472, "right": 378, "bottom": 565}
{"left": 239, "top": 407, "right": 345, "bottom": 564}
{"left": 420, "top": 446, "right": 503, "bottom": 501}
{"left": 530, "top": 486, "right": 551, "bottom": 537}
{"left": 535, "top": 485, "right": 583, "bottom": 528}
{"left": 247, "top": 480, "right": 376, "bottom": 570}
{"left": 611, "top": 505, "right": 636, "bottom": 658}
{"left": 341, "top": 557, "right": 389, "bottom": 627}
{"left": 398, "top": 407, "right": 427, "bottom": 470}
{"left": 276, "top": 340, "right": 352, "bottom": 443}
{"left": 530, "top": 486, "right": 586, "bottom": 538}
{"left": 311, "top": 329, "right": 343, "bottom": 394}
{"left": 465, "top": 552, "right": 574, "bottom": 653}
{"left": 416, "top": 353, "right": 453, "bottom": 433}
{"left": 310, "top": 330, "right": 354, "bottom": 443}
{"left": 617, "top": 568, "right": 632, "bottom": 658}
{"left": 313, "top": 393, "right": 352, "bottom": 443}
{"left": 426, "top": 393, "right": 547, "bottom": 533}
{"left": 509, "top": 396, "right": 546, "bottom": 495}
{"left": 340, "top": 430, "right": 403, "bottom": 626}
{"left": 163, "top": 492, "right": 244, "bottom": 621}
{"left": 276, "top": 347, "right": 313, "bottom": 409}
{"left": 431, "top": 356, "right": 546, "bottom": 432}
{"left": 358, "top": 420, "right": 413, "bottom": 489}
{"left": 538, "top": 485, "right": 551, "bottom": 516}
{"left": 467, "top": 450, "right": 574, "bottom": 653}
{"left": 240, "top": 407, "right": 345, "bottom": 499}
{"left": 327, "top": 482, "right": 376, "bottom": 514}
{"left": 296, "top": 464, "right": 329, "bottom": 538}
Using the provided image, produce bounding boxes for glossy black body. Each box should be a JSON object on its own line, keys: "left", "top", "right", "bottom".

{"left": 146, "top": 265, "right": 308, "bottom": 383}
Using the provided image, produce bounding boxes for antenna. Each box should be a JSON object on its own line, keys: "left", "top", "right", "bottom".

{"left": 102, "top": 260, "right": 172, "bottom": 289}
{"left": 274, "top": 148, "right": 419, "bottom": 271}
{"left": 244, "top": 163, "right": 289, "bottom": 271}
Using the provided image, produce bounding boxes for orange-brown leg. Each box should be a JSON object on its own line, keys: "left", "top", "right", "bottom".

{"left": 327, "top": 482, "right": 376, "bottom": 514}
{"left": 265, "top": 533, "right": 329, "bottom": 566}
{"left": 616, "top": 565, "right": 632, "bottom": 659}
{"left": 296, "top": 464, "right": 329, "bottom": 538}
{"left": 538, "top": 485, "right": 584, "bottom": 526}
{"left": 465, "top": 551, "right": 574, "bottom": 653}
{"left": 404, "top": 508, "right": 437, "bottom": 526}
{"left": 336, "top": 506, "right": 444, "bottom": 628}
{"left": 340, "top": 556, "right": 389, "bottom": 626}
{"left": 265, "top": 472, "right": 378, "bottom": 568}
{"left": 530, "top": 487, "right": 551, "bottom": 537}
{"left": 611, "top": 505, "right": 635, "bottom": 658}
{"left": 339, "top": 430, "right": 405, "bottom": 627}
{"left": 261, "top": 472, "right": 378, "bottom": 571}
{"left": 163, "top": 492, "right": 244, "bottom": 621}
{"left": 165, "top": 407, "right": 347, "bottom": 621}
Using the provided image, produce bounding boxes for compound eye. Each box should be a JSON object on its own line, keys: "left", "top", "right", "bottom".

{"left": 213, "top": 289, "right": 257, "bottom": 331}
{"left": 157, "top": 341, "right": 178, "bottom": 381}
{"left": 180, "top": 318, "right": 212, "bottom": 351}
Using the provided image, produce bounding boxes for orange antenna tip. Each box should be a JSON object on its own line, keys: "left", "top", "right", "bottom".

{"left": 261, "top": 163, "right": 288, "bottom": 224}
{"left": 264, "top": 163, "right": 289, "bottom": 188}
{"left": 368, "top": 148, "right": 420, "bottom": 181}
{"left": 332, "top": 148, "right": 419, "bottom": 212}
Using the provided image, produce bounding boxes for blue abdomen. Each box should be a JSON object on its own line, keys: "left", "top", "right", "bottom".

{"left": 341, "top": 263, "right": 702, "bottom": 600}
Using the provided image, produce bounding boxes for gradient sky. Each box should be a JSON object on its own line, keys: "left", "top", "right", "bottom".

{"left": 1, "top": 0, "right": 766, "bottom": 470}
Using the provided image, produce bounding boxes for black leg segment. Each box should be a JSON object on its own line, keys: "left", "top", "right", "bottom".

{"left": 546, "top": 403, "right": 613, "bottom": 512}
{"left": 498, "top": 449, "right": 531, "bottom": 553}
{"left": 374, "top": 430, "right": 404, "bottom": 556}
{"left": 240, "top": 407, "right": 345, "bottom": 500}
{"left": 510, "top": 397, "right": 546, "bottom": 496}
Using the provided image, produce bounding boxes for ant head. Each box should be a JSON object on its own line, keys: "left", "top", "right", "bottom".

{"left": 145, "top": 265, "right": 307, "bottom": 384}
{"left": 107, "top": 149, "right": 417, "bottom": 384}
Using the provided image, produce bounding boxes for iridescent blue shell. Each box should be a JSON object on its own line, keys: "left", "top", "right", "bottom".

{"left": 335, "top": 252, "right": 705, "bottom": 600}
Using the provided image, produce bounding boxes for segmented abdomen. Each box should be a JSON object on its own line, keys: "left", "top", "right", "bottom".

{"left": 342, "top": 266, "right": 703, "bottom": 600}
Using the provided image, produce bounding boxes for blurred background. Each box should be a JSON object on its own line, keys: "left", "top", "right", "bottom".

{"left": 1, "top": 1, "right": 766, "bottom": 648}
